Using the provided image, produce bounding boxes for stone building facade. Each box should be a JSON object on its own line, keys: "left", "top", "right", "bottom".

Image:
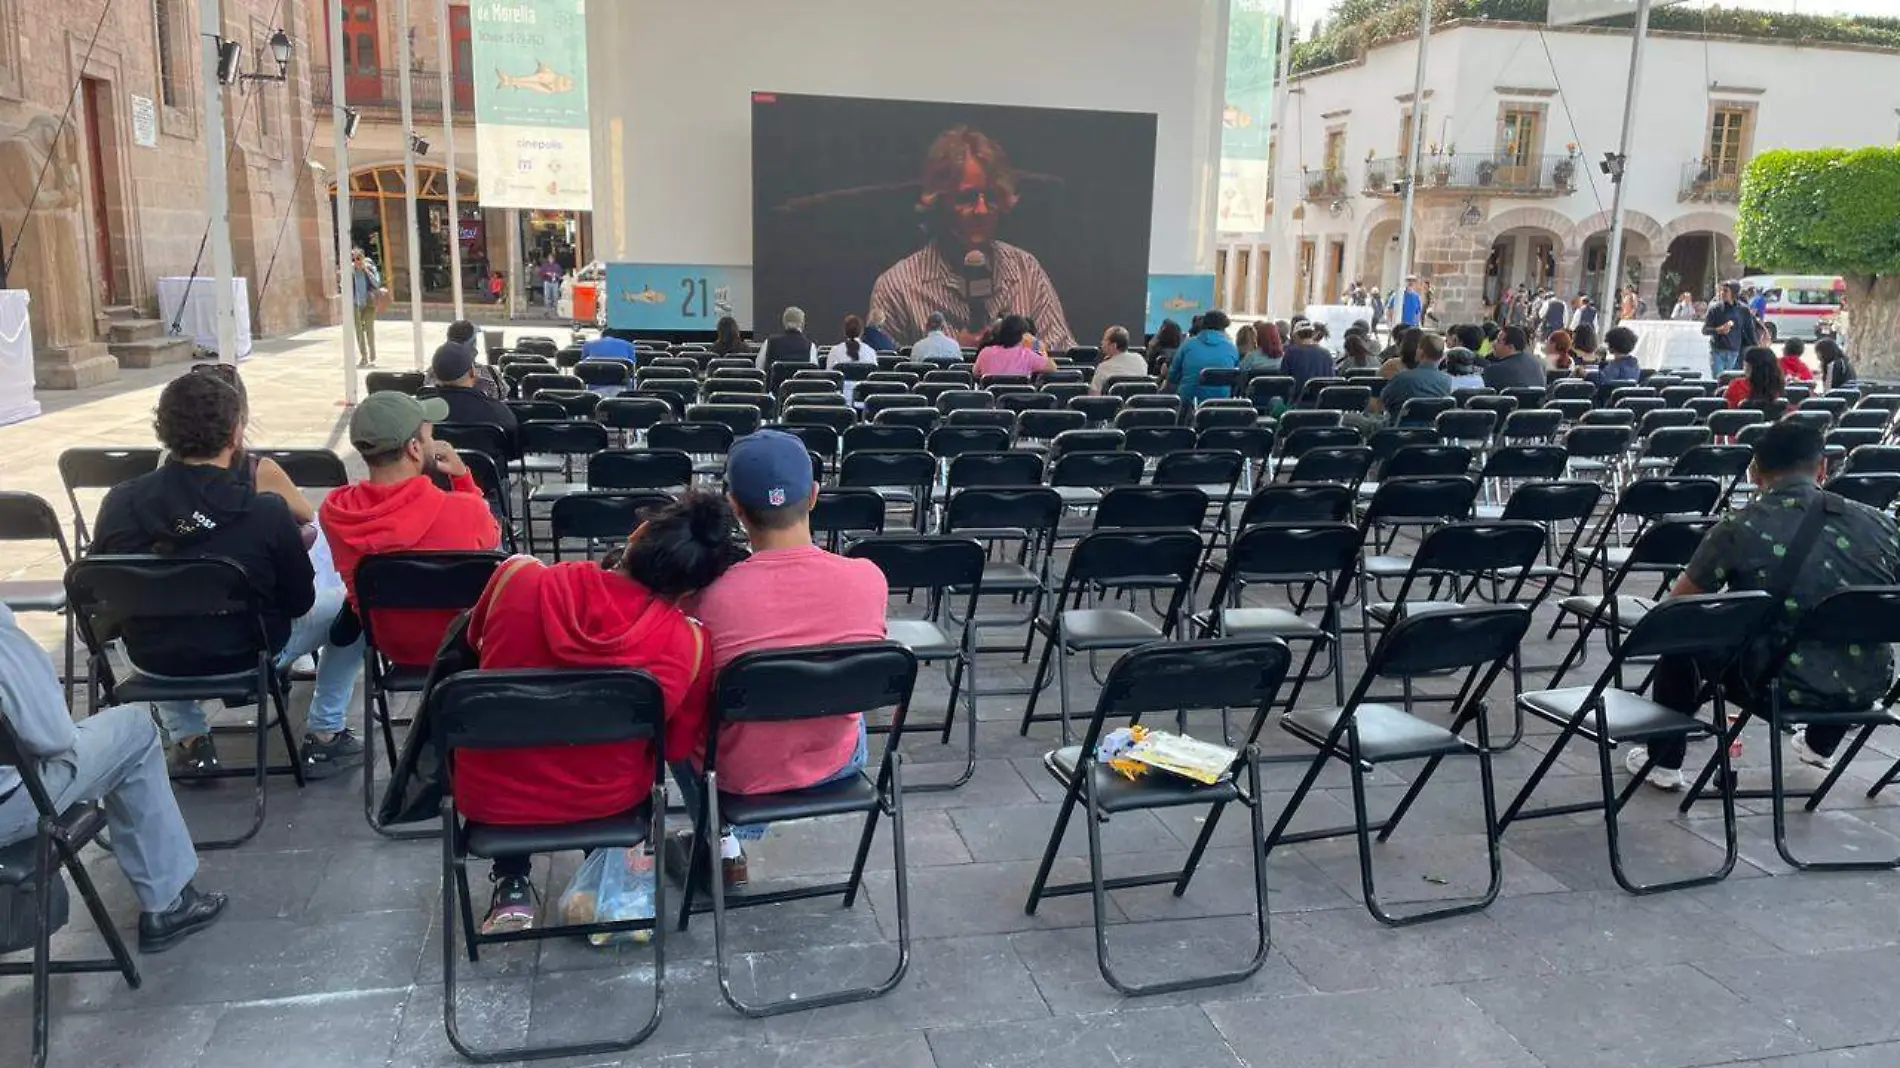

{"left": 0, "top": 0, "right": 335, "bottom": 388}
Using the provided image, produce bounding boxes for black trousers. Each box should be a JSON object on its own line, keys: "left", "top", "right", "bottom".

{"left": 1648, "top": 654, "right": 1846, "bottom": 770}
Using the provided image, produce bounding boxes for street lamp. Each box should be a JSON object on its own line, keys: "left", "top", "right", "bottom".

{"left": 210, "top": 28, "right": 293, "bottom": 86}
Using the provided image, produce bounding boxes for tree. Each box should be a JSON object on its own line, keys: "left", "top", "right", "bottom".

{"left": 1738, "top": 147, "right": 1900, "bottom": 373}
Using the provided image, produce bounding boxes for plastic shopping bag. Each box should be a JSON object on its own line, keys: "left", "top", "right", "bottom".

{"left": 558, "top": 847, "right": 656, "bottom": 946}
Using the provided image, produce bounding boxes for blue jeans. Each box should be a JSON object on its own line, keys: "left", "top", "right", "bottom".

{"left": 1710, "top": 346, "right": 1741, "bottom": 377}
{"left": 669, "top": 720, "right": 869, "bottom": 841}
{"left": 151, "top": 585, "right": 363, "bottom": 740}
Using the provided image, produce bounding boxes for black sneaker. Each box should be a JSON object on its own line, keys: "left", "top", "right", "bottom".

{"left": 300, "top": 730, "right": 365, "bottom": 780}
{"left": 169, "top": 735, "right": 221, "bottom": 782}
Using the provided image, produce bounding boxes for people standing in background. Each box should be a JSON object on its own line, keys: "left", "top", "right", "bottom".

{"left": 1400, "top": 276, "right": 1424, "bottom": 327}
{"left": 1539, "top": 289, "right": 1568, "bottom": 341}
{"left": 351, "top": 249, "right": 380, "bottom": 368}
{"left": 1368, "top": 286, "right": 1384, "bottom": 330}
{"left": 712, "top": 316, "right": 747, "bottom": 358}
{"left": 1619, "top": 287, "right": 1639, "bottom": 323}
{"left": 826, "top": 315, "right": 880, "bottom": 401}
{"left": 860, "top": 310, "right": 898, "bottom": 354}
{"left": 1572, "top": 295, "right": 1598, "bottom": 332}
{"left": 1671, "top": 291, "right": 1699, "bottom": 320}
{"left": 1703, "top": 281, "right": 1757, "bottom": 377}
{"left": 1749, "top": 286, "right": 1769, "bottom": 323}
{"left": 1090, "top": 326, "right": 1147, "bottom": 394}
{"left": 1146, "top": 319, "right": 1184, "bottom": 378}
{"left": 487, "top": 270, "right": 505, "bottom": 305}
{"left": 1420, "top": 279, "right": 1439, "bottom": 326}
{"left": 537, "top": 255, "right": 565, "bottom": 315}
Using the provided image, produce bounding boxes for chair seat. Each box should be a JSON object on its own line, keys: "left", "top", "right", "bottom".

{"left": 528, "top": 481, "right": 588, "bottom": 502}
{"left": 1059, "top": 609, "right": 1163, "bottom": 649}
{"left": 1282, "top": 702, "right": 1470, "bottom": 763}
{"left": 1044, "top": 746, "right": 1238, "bottom": 813}
{"left": 1472, "top": 502, "right": 1504, "bottom": 520}
{"left": 0, "top": 804, "right": 105, "bottom": 887}
{"left": 1362, "top": 554, "right": 1414, "bottom": 578}
{"left": 1568, "top": 459, "right": 1614, "bottom": 473}
{"left": 870, "top": 486, "right": 917, "bottom": 505}
{"left": 1557, "top": 594, "right": 1654, "bottom": 628}
{"left": 463, "top": 805, "right": 652, "bottom": 859}
{"left": 513, "top": 456, "right": 565, "bottom": 476}
{"left": 1597, "top": 546, "right": 1632, "bottom": 570}
{"left": 1053, "top": 486, "right": 1103, "bottom": 508}
{"left": 692, "top": 460, "right": 727, "bottom": 476}
{"left": 1211, "top": 606, "right": 1326, "bottom": 638}
{"left": 887, "top": 619, "right": 959, "bottom": 659}
{"left": 378, "top": 663, "right": 431, "bottom": 693}
{"left": 961, "top": 561, "right": 1038, "bottom": 592}
{"left": 1366, "top": 599, "right": 1467, "bottom": 625}
{"left": 0, "top": 580, "right": 67, "bottom": 612}
{"left": 717, "top": 771, "right": 879, "bottom": 826}
{"left": 113, "top": 670, "right": 265, "bottom": 704}
{"left": 1519, "top": 687, "right": 1705, "bottom": 743}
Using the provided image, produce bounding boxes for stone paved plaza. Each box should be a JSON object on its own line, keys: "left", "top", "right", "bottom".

{"left": 3, "top": 323, "right": 1900, "bottom": 1068}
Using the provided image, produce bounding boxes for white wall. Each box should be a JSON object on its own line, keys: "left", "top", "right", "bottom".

{"left": 586, "top": 0, "right": 1225, "bottom": 275}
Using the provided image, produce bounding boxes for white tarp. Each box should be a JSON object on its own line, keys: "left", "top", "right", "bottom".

{"left": 1548, "top": 0, "right": 1689, "bottom": 27}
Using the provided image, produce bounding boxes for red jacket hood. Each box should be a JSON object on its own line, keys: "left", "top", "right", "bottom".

{"left": 534, "top": 563, "right": 676, "bottom": 666}
{"left": 321, "top": 476, "right": 454, "bottom": 556}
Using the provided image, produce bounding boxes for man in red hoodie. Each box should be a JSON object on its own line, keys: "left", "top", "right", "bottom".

{"left": 321, "top": 392, "right": 501, "bottom": 668}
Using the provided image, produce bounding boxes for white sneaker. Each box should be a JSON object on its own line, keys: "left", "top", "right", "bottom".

{"left": 1624, "top": 746, "right": 1684, "bottom": 791}
{"left": 1790, "top": 730, "right": 1836, "bottom": 771}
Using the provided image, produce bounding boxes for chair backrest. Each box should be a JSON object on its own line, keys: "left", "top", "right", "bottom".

{"left": 1620, "top": 516, "right": 1717, "bottom": 573}
{"left": 1124, "top": 426, "right": 1199, "bottom": 460}
{"left": 0, "top": 491, "right": 71, "bottom": 562}
{"left": 1641, "top": 426, "right": 1712, "bottom": 459}
{"left": 1501, "top": 408, "right": 1563, "bottom": 441}
{"left": 943, "top": 485, "right": 1065, "bottom": 541}
{"left": 1247, "top": 375, "right": 1296, "bottom": 411}
{"left": 1825, "top": 472, "right": 1900, "bottom": 510}
{"left": 366, "top": 370, "right": 426, "bottom": 396}
{"left": 1637, "top": 408, "right": 1699, "bottom": 435}
{"left": 1113, "top": 407, "right": 1180, "bottom": 431}
{"left": 1479, "top": 444, "right": 1568, "bottom": 482}
{"left": 1192, "top": 405, "right": 1257, "bottom": 433}
{"left": 709, "top": 642, "right": 917, "bottom": 734}
{"left": 1782, "top": 586, "right": 1900, "bottom": 649}
{"left": 58, "top": 447, "right": 162, "bottom": 545}
{"left": 507, "top": 399, "right": 567, "bottom": 424}
{"left": 252, "top": 448, "right": 349, "bottom": 489}
{"left": 685, "top": 403, "right": 765, "bottom": 439}
{"left": 839, "top": 449, "right": 937, "bottom": 490}
{"left": 1285, "top": 445, "right": 1372, "bottom": 487}
{"left": 1016, "top": 409, "right": 1088, "bottom": 442}
{"left": 1153, "top": 449, "right": 1245, "bottom": 489}
{"left": 1380, "top": 444, "right": 1473, "bottom": 480}
{"left": 1500, "top": 479, "right": 1602, "bottom": 525}
{"left": 596, "top": 396, "right": 675, "bottom": 433}
{"left": 1059, "top": 528, "right": 1204, "bottom": 604}
{"left": 1197, "top": 425, "right": 1274, "bottom": 462}
{"left": 1125, "top": 394, "right": 1185, "bottom": 414}
{"left": 1395, "top": 396, "right": 1455, "bottom": 426}
{"left": 1046, "top": 427, "right": 1126, "bottom": 461}
{"left": 537, "top": 390, "right": 605, "bottom": 420}
{"left": 549, "top": 491, "right": 676, "bottom": 557}
{"left": 1221, "top": 521, "right": 1361, "bottom": 587}
{"left": 874, "top": 406, "right": 942, "bottom": 432}
{"left": 1360, "top": 475, "right": 1478, "bottom": 525}
{"left": 1366, "top": 604, "right": 1532, "bottom": 679}
{"left": 1090, "top": 639, "right": 1293, "bottom": 743}
{"left": 946, "top": 450, "right": 1045, "bottom": 489}
{"left": 1434, "top": 409, "right": 1498, "bottom": 443}
{"left": 1067, "top": 395, "right": 1123, "bottom": 425}
{"left": 1614, "top": 476, "right": 1722, "bottom": 520}
{"left": 1402, "top": 521, "right": 1546, "bottom": 586}
{"left": 1318, "top": 385, "right": 1374, "bottom": 413}
{"left": 647, "top": 421, "right": 734, "bottom": 457}
{"left": 810, "top": 488, "right": 886, "bottom": 540}
{"left": 1237, "top": 483, "right": 1355, "bottom": 525}
{"left": 1669, "top": 444, "right": 1753, "bottom": 481}
{"left": 520, "top": 372, "right": 587, "bottom": 398}
{"left": 928, "top": 425, "right": 1012, "bottom": 460}
{"left": 947, "top": 408, "right": 1018, "bottom": 431}
{"left": 842, "top": 423, "right": 927, "bottom": 454}
{"left": 1049, "top": 449, "right": 1145, "bottom": 489}
{"left": 845, "top": 534, "right": 985, "bottom": 593}
{"left": 1617, "top": 590, "right": 1775, "bottom": 662}
{"left": 572, "top": 360, "right": 632, "bottom": 388}
{"left": 432, "top": 669, "right": 666, "bottom": 764}
{"left": 1281, "top": 427, "right": 1361, "bottom": 465}
{"left": 1564, "top": 425, "right": 1633, "bottom": 460}
{"left": 66, "top": 555, "right": 268, "bottom": 679}
{"left": 519, "top": 419, "right": 610, "bottom": 457}
{"left": 935, "top": 389, "right": 992, "bottom": 414}
{"left": 586, "top": 449, "right": 691, "bottom": 491}
{"left": 1092, "top": 486, "right": 1209, "bottom": 530}
{"left": 355, "top": 551, "right": 505, "bottom": 622}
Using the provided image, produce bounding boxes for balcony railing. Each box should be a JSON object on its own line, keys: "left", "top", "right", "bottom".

{"left": 1680, "top": 161, "right": 1742, "bottom": 204}
{"left": 1302, "top": 168, "right": 1348, "bottom": 200}
{"left": 312, "top": 66, "right": 474, "bottom": 114}
{"left": 1362, "top": 152, "right": 1580, "bottom": 198}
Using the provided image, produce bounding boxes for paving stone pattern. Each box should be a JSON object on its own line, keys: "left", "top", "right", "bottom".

{"left": 3, "top": 325, "right": 1900, "bottom": 1067}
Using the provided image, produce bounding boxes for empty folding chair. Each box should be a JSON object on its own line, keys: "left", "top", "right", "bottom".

{"left": 1269, "top": 604, "right": 1533, "bottom": 925}
{"left": 941, "top": 485, "right": 1065, "bottom": 677}
{"left": 1353, "top": 476, "right": 1479, "bottom": 610}
{"left": 1319, "top": 385, "right": 1374, "bottom": 414}
{"left": 435, "top": 669, "right": 667, "bottom": 1059}
{"left": 1546, "top": 515, "right": 1717, "bottom": 685}
{"left": 1049, "top": 449, "right": 1145, "bottom": 518}
{"left": 1473, "top": 444, "right": 1567, "bottom": 518}
{"left": 1197, "top": 425, "right": 1274, "bottom": 494}
{"left": 1024, "top": 638, "right": 1293, "bottom": 995}
{"left": 1195, "top": 521, "right": 1360, "bottom": 708}
{"left": 573, "top": 360, "right": 633, "bottom": 393}
{"left": 0, "top": 493, "right": 77, "bottom": 705}
{"left": 597, "top": 396, "right": 676, "bottom": 444}
{"left": 838, "top": 449, "right": 937, "bottom": 532}
{"left": 549, "top": 491, "right": 674, "bottom": 562}
{"left": 366, "top": 370, "right": 427, "bottom": 396}
{"left": 1284, "top": 444, "right": 1373, "bottom": 489}
{"left": 1015, "top": 409, "right": 1088, "bottom": 454}
{"left": 1068, "top": 394, "right": 1123, "bottom": 426}
{"left": 1020, "top": 529, "right": 1204, "bottom": 742}
{"left": 844, "top": 423, "right": 928, "bottom": 456}
{"left": 1500, "top": 592, "right": 1773, "bottom": 894}
{"left": 809, "top": 488, "right": 887, "bottom": 551}
{"left": 66, "top": 556, "right": 303, "bottom": 850}
{"left": 646, "top": 421, "right": 734, "bottom": 482}
{"left": 1124, "top": 425, "right": 1198, "bottom": 462}
{"left": 1247, "top": 375, "right": 1296, "bottom": 414}
{"left": 946, "top": 450, "right": 1045, "bottom": 489}
{"left": 1825, "top": 471, "right": 1900, "bottom": 511}
{"left": 1499, "top": 408, "right": 1562, "bottom": 445}
{"left": 1113, "top": 407, "right": 1179, "bottom": 432}
{"left": 1395, "top": 396, "right": 1455, "bottom": 427}
{"left": 56, "top": 447, "right": 161, "bottom": 551}
{"left": 846, "top": 536, "right": 986, "bottom": 790}
{"left": 674, "top": 643, "right": 919, "bottom": 1016}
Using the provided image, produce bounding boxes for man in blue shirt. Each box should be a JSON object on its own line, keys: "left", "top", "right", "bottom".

{"left": 1379, "top": 332, "right": 1453, "bottom": 422}
{"left": 1400, "top": 276, "right": 1424, "bottom": 327}
{"left": 1281, "top": 324, "right": 1335, "bottom": 398}
{"left": 581, "top": 332, "right": 638, "bottom": 366}
{"left": 1703, "top": 282, "right": 1757, "bottom": 377}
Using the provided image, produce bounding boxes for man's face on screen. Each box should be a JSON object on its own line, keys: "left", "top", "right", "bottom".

{"left": 948, "top": 155, "right": 1003, "bottom": 250}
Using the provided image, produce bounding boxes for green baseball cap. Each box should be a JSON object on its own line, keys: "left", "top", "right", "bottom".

{"left": 349, "top": 391, "right": 449, "bottom": 455}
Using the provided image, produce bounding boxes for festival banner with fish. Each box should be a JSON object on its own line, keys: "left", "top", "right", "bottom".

{"left": 604, "top": 264, "right": 754, "bottom": 332}
{"left": 1144, "top": 274, "right": 1217, "bottom": 335}
{"left": 1217, "top": 0, "right": 1279, "bottom": 235}
{"left": 470, "top": 0, "right": 592, "bottom": 210}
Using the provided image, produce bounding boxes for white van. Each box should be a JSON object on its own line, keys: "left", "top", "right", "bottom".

{"left": 1738, "top": 274, "right": 1844, "bottom": 342}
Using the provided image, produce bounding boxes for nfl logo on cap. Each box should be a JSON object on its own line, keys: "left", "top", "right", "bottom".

{"left": 768, "top": 486, "right": 787, "bottom": 506}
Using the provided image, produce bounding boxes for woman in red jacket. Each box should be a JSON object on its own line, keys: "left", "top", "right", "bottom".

{"left": 460, "top": 491, "right": 743, "bottom": 934}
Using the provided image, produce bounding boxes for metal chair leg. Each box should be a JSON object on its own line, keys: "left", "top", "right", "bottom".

{"left": 1770, "top": 724, "right": 1900, "bottom": 872}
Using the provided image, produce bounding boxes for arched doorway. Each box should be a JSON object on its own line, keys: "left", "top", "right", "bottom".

{"left": 1660, "top": 231, "right": 1739, "bottom": 310}
{"left": 1360, "top": 218, "right": 1403, "bottom": 297}
{"left": 1489, "top": 227, "right": 1561, "bottom": 309}
{"left": 1578, "top": 232, "right": 1651, "bottom": 309}
{"left": 332, "top": 166, "right": 484, "bottom": 302}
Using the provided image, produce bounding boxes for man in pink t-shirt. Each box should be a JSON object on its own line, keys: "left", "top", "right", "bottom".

{"left": 670, "top": 429, "right": 888, "bottom": 889}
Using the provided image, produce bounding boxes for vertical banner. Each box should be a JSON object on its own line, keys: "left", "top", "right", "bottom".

{"left": 1146, "top": 275, "right": 1218, "bottom": 335}
{"left": 1216, "top": 0, "right": 1279, "bottom": 234}
{"left": 470, "top": 0, "right": 592, "bottom": 210}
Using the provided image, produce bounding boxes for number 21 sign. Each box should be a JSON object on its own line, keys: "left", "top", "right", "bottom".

{"left": 604, "top": 264, "right": 753, "bottom": 332}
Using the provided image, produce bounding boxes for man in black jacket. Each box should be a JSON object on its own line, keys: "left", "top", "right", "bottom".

{"left": 418, "top": 342, "right": 517, "bottom": 463}
{"left": 756, "top": 306, "right": 819, "bottom": 371}
{"left": 90, "top": 372, "right": 364, "bottom": 779}
{"left": 1703, "top": 281, "right": 1757, "bottom": 378}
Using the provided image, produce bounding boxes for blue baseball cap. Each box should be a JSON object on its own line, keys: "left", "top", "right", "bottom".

{"left": 726, "top": 429, "right": 814, "bottom": 512}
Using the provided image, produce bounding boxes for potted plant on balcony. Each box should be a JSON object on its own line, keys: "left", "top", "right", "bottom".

{"left": 1432, "top": 144, "right": 1455, "bottom": 187}
{"left": 1476, "top": 158, "right": 1497, "bottom": 186}
{"left": 1554, "top": 145, "right": 1578, "bottom": 190}
{"left": 1305, "top": 169, "right": 1327, "bottom": 199}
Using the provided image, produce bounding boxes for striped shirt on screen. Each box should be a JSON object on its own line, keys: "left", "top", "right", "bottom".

{"left": 869, "top": 240, "right": 1075, "bottom": 351}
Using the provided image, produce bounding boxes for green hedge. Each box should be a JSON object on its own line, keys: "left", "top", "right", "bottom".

{"left": 1292, "top": 0, "right": 1900, "bottom": 75}
{"left": 1738, "top": 148, "right": 1900, "bottom": 277}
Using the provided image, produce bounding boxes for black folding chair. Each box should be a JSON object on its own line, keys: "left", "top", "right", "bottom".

{"left": 1682, "top": 587, "right": 1900, "bottom": 871}
{"left": 645, "top": 421, "right": 733, "bottom": 482}
{"left": 1020, "top": 529, "right": 1204, "bottom": 742}
{"left": 1548, "top": 513, "right": 1719, "bottom": 686}
{"left": 1024, "top": 638, "right": 1293, "bottom": 996}
{"left": 56, "top": 447, "right": 160, "bottom": 552}
{"left": 941, "top": 485, "right": 1065, "bottom": 683}
{"left": 839, "top": 449, "right": 937, "bottom": 533}
{"left": 847, "top": 536, "right": 986, "bottom": 790}
{"left": 0, "top": 493, "right": 76, "bottom": 705}
{"left": 809, "top": 488, "right": 887, "bottom": 551}
{"left": 1500, "top": 592, "right": 1774, "bottom": 894}
{"left": 1194, "top": 521, "right": 1360, "bottom": 715}
{"left": 366, "top": 370, "right": 426, "bottom": 396}
{"left": 1268, "top": 605, "right": 1533, "bottom": 925}
{"left": 434, "top": 670, "right": 666, "bottom": 1061}
{"left": 1825, "top": 471, "right": 1900, "bottom": 511}
{"left": 355, "top": 552, "right": 505, "bottom": 840}
{"left": 66, "top": 556, "right": 302, "bottom": 850}
{"left": 0, "top": 712, "right": 142, "bottom": 1068}
{"left": 676, "top": 643, "right": 920, "bottom": 1017}
{"left": 549, "top": 491, "right": 675, "bottom": 562}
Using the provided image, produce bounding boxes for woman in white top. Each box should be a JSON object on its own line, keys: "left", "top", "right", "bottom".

{"left": 827, "top": 314, "right": 879, "bottom": 403}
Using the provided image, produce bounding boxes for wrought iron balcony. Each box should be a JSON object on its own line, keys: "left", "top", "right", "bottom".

{"left": 312, "top": 66, "right": 473, "bottom": 115}
{"left": 1302, "top": 168, "right": 1349, "bottom": 200}
{"left": 1362, "top": 152, "right": 1580, "bottom": 198}
{"left": 1680, "top": 160, "right": 1742, "bottom": 204}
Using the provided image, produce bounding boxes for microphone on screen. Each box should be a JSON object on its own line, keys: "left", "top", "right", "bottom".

{"left": 961, "top": 249, "right": 994, "bottom": 332}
